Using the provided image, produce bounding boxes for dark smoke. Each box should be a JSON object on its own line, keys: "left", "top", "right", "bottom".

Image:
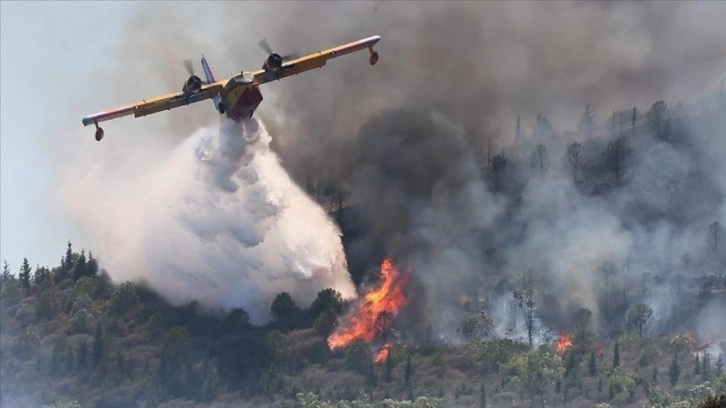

{"left": 63, "top": 1, "right": 726, "bottom": 342}
{"left": 227, "top": 1, "right": 725, "bottom": 342}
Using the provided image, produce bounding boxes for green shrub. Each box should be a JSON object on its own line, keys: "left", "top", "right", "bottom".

{"left": 68, "top": 308, "right": 94, "bottom": 335}
{"left": 345, "top": 339, "right": 372, "bottom": 375}
{"left": 36, "top": 284, "right": 61, "bottom": 320}
{"left": 639, "top": 343, "right": 662, "bottom": 367}
{"left": 109, "top": 282, "right": 139, "bottom": 315}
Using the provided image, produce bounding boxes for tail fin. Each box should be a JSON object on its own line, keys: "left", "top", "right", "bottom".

{"left": 201, "top": 55, "right": 224, "bottom": 114}
{"left": 201, "top": 54, "right": 216, "bottom": 83}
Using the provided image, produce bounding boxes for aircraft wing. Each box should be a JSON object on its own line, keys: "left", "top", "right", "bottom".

{"left": 81, "top": 80, "right": 228, "bottom": 127}
{"left": 251, "top": 35, "right": 381, "bottom": 85}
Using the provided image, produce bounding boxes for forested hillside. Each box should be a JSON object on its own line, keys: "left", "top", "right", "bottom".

{"left": 0, "top": 243, "right": 724, "bottom": 407}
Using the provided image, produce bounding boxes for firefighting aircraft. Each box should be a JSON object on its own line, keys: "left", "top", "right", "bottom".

{"left": 82, "top": 35, "right": 381, "bottom": 141}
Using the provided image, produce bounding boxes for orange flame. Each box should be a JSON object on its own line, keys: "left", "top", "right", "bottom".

{"left": 373, "top": 342, "right": 394, "bottom": 364}
{"left": 556, "top": 333, "right": 573, "bottom": 354}
{"left": 327, "top": 259, "right": 408, "bottom": 351}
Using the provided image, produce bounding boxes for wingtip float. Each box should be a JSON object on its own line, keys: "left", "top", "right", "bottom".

{"left": 82, "top": 35, "right": 382, "bottom": 142}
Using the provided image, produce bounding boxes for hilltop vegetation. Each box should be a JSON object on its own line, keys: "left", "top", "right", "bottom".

{"left": 0, "top": 247, "right": 724, "bottom": 407}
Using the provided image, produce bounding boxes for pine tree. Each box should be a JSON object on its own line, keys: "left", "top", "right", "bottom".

{"left": 613, "top": 341, "right": 620, "bottom": 369}
{"left": 64, "top": 241, "right": 73, "bottom": 269}
{"left": 0, "top": 260, "right": 12, "bottom": 289}
{"left": 33, "top": 265, "right": 51, "bottom": 287}
{"left": 57, "top": 241, "right": 74, "bottom": 282}
{"left": 73, "top": 250, "right": 87, "bottom": 281}
{"left": 19, "top": 258, "right": 31, "bottom": 294}
{"left": 86, "top": 251, "right": 99, "bottom": 277}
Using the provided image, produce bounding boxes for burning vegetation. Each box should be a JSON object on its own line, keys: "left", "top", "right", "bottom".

{"left": 556, "top": 333, "right": 573, "bottom": 355}
{"left": 328, "top": 259, "right": 409, "bottom": 362}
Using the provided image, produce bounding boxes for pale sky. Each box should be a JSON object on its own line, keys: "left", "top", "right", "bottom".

{"left": 1, "top": 1, "right": 137, "bottom": 270}
{"left": 0, "top": 0, "right": 318, "bottom": 273}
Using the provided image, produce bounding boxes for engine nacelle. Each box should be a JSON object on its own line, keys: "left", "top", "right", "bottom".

{"left": 263, "top": 53, "right": 283, "bottom": 71}
{"left": 182, "top": 75, "right": 203, "bottom": 94}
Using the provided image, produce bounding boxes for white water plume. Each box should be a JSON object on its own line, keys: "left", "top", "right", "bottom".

{"left": 59, "top": 118, "right": 356, "bottom": 323}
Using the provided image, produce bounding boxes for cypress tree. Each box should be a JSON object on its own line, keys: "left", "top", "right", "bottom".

{"left": 78, "top": 340, "right": 88, "bottom": 370}
{"left": 93, "top": 324, "right": 104, "bottom": 367}
{"left": 669, "top": 352, "right": 680, "bottom": 386}
{"left": 694, "top": 353, "right": 701, "bottom": 376}
{"left": 480, "top": 381, "right": 487, "bottom": 408}
{"left": 589, "top": 350, "right": 597, "bottom": 376}
{"left": 566, "top": 351, "right": 576, "bottom": 376}
{"left": 385, "top": 352, "right": 393, "bottom": 382}
{"left": 404, "top": 354, "right": 412, "bottom": 388}
{"left": 613, "top": 341, "right": 620, "bottom": 369}
{"left": 702, "top": 353, "right": 710, "bottom": 379}
{"left": 66, "top": 346, "right": 74, "bottom": 374}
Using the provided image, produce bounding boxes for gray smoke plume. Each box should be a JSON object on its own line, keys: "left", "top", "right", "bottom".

{"left": 60, "top": 1, "right": 726, "bottom": 340}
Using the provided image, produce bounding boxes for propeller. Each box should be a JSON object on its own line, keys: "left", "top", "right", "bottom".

{"left": 257, "top": 38, "right": 299, "bottom": 61}
{"left": 182, "top": 59, "right": 210, "bottom": 84}
{"left": 183, "top": 59, "right": 195, "bottom": 76}
{"left": 258, "top": 38, "right": 273, "bottom": 55}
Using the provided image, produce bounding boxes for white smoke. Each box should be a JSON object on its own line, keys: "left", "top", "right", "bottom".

{"left": 58, "top": 117, "right": 356, "bottom": 323}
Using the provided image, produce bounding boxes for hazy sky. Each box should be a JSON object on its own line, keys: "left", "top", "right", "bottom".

{"left": 1, "top": 1, "right": 136, "bottom": 270}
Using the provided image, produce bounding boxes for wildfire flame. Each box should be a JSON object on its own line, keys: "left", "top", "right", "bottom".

{"left": 556, "top": 333, "right": 573, "bottom": 354}
{"left": 327, "top": 259, "right": 408, "bottom": 354}
{"left": 373, "top": 342, "right": 394, "bottom": 364}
